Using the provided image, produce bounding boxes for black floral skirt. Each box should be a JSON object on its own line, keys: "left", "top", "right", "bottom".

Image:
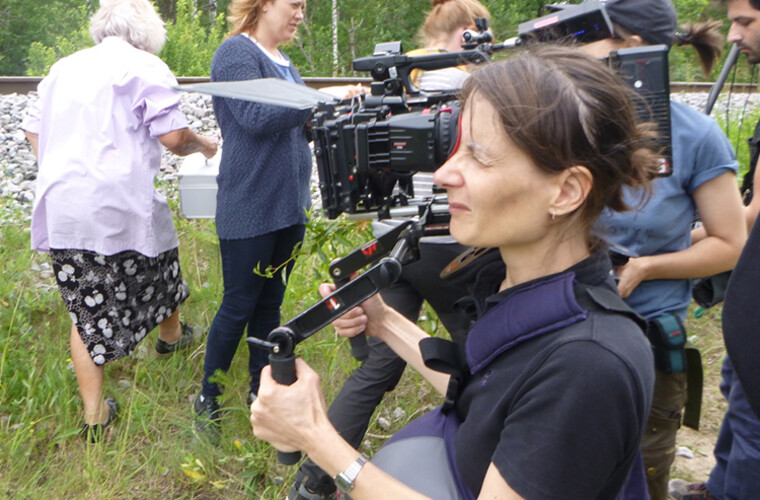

{"left": 50, "top": 248, "right": 190, "bottom": 365}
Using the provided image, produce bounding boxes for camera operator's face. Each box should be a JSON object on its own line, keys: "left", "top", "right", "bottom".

{"left": 727, "top": 0, "right": 760, "bottom": 64}
{"left": 259, "top": 0, "right": 305, "bottom": 44}
{"left": 433, "top": 96, "right": 557, "bottom": 251}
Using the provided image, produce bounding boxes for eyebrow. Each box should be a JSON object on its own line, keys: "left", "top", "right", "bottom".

{"left": 467, "top": 142, "right": 496, "bottom": 165}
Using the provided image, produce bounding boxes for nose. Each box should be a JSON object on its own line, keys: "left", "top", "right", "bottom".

{"left": 433, "top": 156, "right": 463, "bottom": 190}
{"left": 295, "top": 7, "right": 304, "bottom": 20}
{"left": 728, "top": 24, "right": 742, "bottom": 44}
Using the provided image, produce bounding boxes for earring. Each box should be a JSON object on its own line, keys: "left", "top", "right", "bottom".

{"left": 551, "top": 210, "right": 556, "bottom": 220}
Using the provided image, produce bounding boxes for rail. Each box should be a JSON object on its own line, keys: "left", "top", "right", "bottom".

{"left": 0, "top": 76, "right": 375, "bottom": 95}
{"left": 0, "top": 76, "right": 756, "bottom": 96}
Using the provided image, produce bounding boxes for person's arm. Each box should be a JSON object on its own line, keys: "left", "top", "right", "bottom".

{"left": 158, "top": 128, "right": 217, "bottom": 158}
{"left": 617, "top": 171, "right": 746, "bottom": 297}
{"left": 251, "top": 360, "right": 521, "bottom": 500}
{"left": 318, "top": 283, "right": 450, "bottom": 394}
{"left": 320, "top": 84, "right": 365, "bottom": 100}
{"left": 25, "top": 131, "right": 39, "bottom": 158}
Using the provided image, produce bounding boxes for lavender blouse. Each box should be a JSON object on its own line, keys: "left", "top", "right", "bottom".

{"left": 22, "top": 37, "right": 189, "bottom": 257}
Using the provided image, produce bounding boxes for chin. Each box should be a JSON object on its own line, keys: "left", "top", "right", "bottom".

{"left": 449, "top": 224, "right": 480, "bottom": 248}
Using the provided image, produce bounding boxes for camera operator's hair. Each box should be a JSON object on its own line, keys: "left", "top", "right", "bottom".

{"left": 90, "top": 0, "right": 166, "bottom": 54}
{"left": 227, "top": 0, "right": 269, "bottom": 38}
{"left": 419, "top": 0, "right": 491, "bottom": 45}
{"left": 461, "top": 46, "right": 658, "bottom": 237}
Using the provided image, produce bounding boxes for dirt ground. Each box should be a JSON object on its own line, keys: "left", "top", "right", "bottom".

{"left": 669, "top": 308, "right": 729, "bottom": 487}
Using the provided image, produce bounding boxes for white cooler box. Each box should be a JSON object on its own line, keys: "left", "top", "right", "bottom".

{"left": 177, "top": 151, "right": 220, "bottom": 218}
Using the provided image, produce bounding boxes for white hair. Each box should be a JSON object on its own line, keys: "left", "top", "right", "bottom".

{"left": 89, "top": 0, "right": 166, "bottom": 54}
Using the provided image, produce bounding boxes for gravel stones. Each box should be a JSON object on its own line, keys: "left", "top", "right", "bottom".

{"left": 2, "top": 90, "right": 759, "bottom": 223}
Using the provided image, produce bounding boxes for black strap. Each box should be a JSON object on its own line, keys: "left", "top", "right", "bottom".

{"left": 421, "top": 282, "right": 646, "bottom": 410}
{"left": 683, "top": 347, "right": 703, "bottom": 430}
{"left": 420, "top": 337, "right": 467, "bottom": 412}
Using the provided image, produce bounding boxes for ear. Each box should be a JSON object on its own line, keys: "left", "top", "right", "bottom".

{"left": 626, "top": 35, "right": 645, "bottom": 48}
{"left": 549, "top": 166, "right": 593, "bottom": 217}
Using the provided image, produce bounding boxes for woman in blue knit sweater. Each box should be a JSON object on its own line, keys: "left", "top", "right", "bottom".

{"left": 193, "top": 0, "right": 358, "bottom": 432}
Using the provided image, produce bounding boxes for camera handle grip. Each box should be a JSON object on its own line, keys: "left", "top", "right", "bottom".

{"left": 269, "top": 353, "right": 302, "bottom": 465}
{"left": 349, "top": 333, "right": 370, "bottom": 361}
{"left": 335, "top": 275, "right": 370, "bottom": 362}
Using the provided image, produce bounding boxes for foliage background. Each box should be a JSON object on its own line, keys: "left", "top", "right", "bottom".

{"left": 0, "top": 0, "right": 754, "bottom": 81}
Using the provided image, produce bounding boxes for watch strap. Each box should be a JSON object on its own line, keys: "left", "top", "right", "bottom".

{"left": 334, "top": 453, "right": 369, "bottom": 493}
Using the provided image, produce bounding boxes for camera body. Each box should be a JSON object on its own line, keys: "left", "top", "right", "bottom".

{"left": 312, "top": 82, "right": 461, "bottom": 220}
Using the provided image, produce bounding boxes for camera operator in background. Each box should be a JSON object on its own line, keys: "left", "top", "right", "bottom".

{"left": 288, "top": 1, "right": 489, "bottom": 497}
{"left": 21, "top": 0, "right": 218, "bottom": 441}
{"left": 251, "top": 45, "right": 659, "bottom": 500}
{"left": 670, "top": 0, "right": 760, "bottom": 497}
{"left": 574, "top": 0, "right": 747, "bottom": 498}
{"left": 193, "top": 0, "right": 360, "bottom": 436}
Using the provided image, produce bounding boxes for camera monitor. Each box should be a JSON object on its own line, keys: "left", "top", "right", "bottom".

{"left": 518, "top": 0, "right": 614, "bottom": 44}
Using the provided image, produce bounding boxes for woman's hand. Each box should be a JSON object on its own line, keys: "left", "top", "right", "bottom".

{"left": 615, "top": 256, "right": 651, "bottom": 298}
{"left": 320, "top": 84, "right": 366, "bottom": 100}
{"left": 318, "top": 283, "right": 388, "bottom": 339}
{"left": 250, "top": 359, "right": 329, "bottom": 453}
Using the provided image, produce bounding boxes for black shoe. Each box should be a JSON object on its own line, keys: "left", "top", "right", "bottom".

{"left": 155, "top": 323, "right": 201, "bottom": 357}
{"left": 193, "top": 392, "right": 221, "bottom": 441}
{"left": 81, "top": 398, "right": 118, "bottom": 443}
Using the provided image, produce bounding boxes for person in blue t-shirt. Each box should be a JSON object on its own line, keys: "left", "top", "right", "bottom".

{"left": 578, "top": 0, "right": 747, "bottom": 498}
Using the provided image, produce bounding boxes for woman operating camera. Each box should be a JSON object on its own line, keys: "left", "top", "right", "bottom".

{"left": 250, "top": 46, "right": 660, "bottom": 499}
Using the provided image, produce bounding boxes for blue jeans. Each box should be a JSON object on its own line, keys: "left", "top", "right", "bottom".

{"left": 201, "top": 224, "right": 305, "bottom": 399}
{"left": 706, "top": 356, "right": 760, "bottom": 500}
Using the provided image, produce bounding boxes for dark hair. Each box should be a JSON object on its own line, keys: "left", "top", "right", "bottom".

{"left": 460, "top": 45, "right": 658, "bottom": 241}
{"left": 673, "top": 21, "right": 724, "bottom": 75}
{"left": 720, "top": 0, "right": 760, "bottom": 12}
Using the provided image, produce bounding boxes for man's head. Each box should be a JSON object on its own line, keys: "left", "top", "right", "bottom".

{"left": 725, "top": 0, "right": 760, "bottom": 63}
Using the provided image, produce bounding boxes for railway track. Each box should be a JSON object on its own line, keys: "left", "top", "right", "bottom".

{"left": 0, "top": 76, "right": 755, "bottom": 95}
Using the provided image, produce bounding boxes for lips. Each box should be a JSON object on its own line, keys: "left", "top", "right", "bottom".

{"left": 447, "top": 201, "right": 470, "bottom": 214}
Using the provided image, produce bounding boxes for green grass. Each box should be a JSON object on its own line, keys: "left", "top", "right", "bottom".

{"left": 0, "top": 198, "right": 446, "bottom": 499}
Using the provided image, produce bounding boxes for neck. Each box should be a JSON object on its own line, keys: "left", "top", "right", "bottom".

{"left": 249, "top": 28, "right": 280, "bottom": 55}
{"left": 427, "top": 39, "right": 450, "bottom": 51}
{"left": 498, "top": 235, "right": 590, "bottom": 291}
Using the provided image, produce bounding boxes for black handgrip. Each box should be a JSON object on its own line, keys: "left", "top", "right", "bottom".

{"left": 349, "top": 333, "right": 370, "bottom": 361}
{"left": 334, "top": 275, "right": 370, "bottom": 362}
{"left": 270, "top": 353, "right": 301, "bottom": 465}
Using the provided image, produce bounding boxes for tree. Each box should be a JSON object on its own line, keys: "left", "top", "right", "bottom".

{"left": 0, "top": 0, "right": 93, "bottom": 76}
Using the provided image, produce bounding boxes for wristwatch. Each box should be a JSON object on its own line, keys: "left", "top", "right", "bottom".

{"left": 333, "top": 453, "right": 369, "bottom": 494}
